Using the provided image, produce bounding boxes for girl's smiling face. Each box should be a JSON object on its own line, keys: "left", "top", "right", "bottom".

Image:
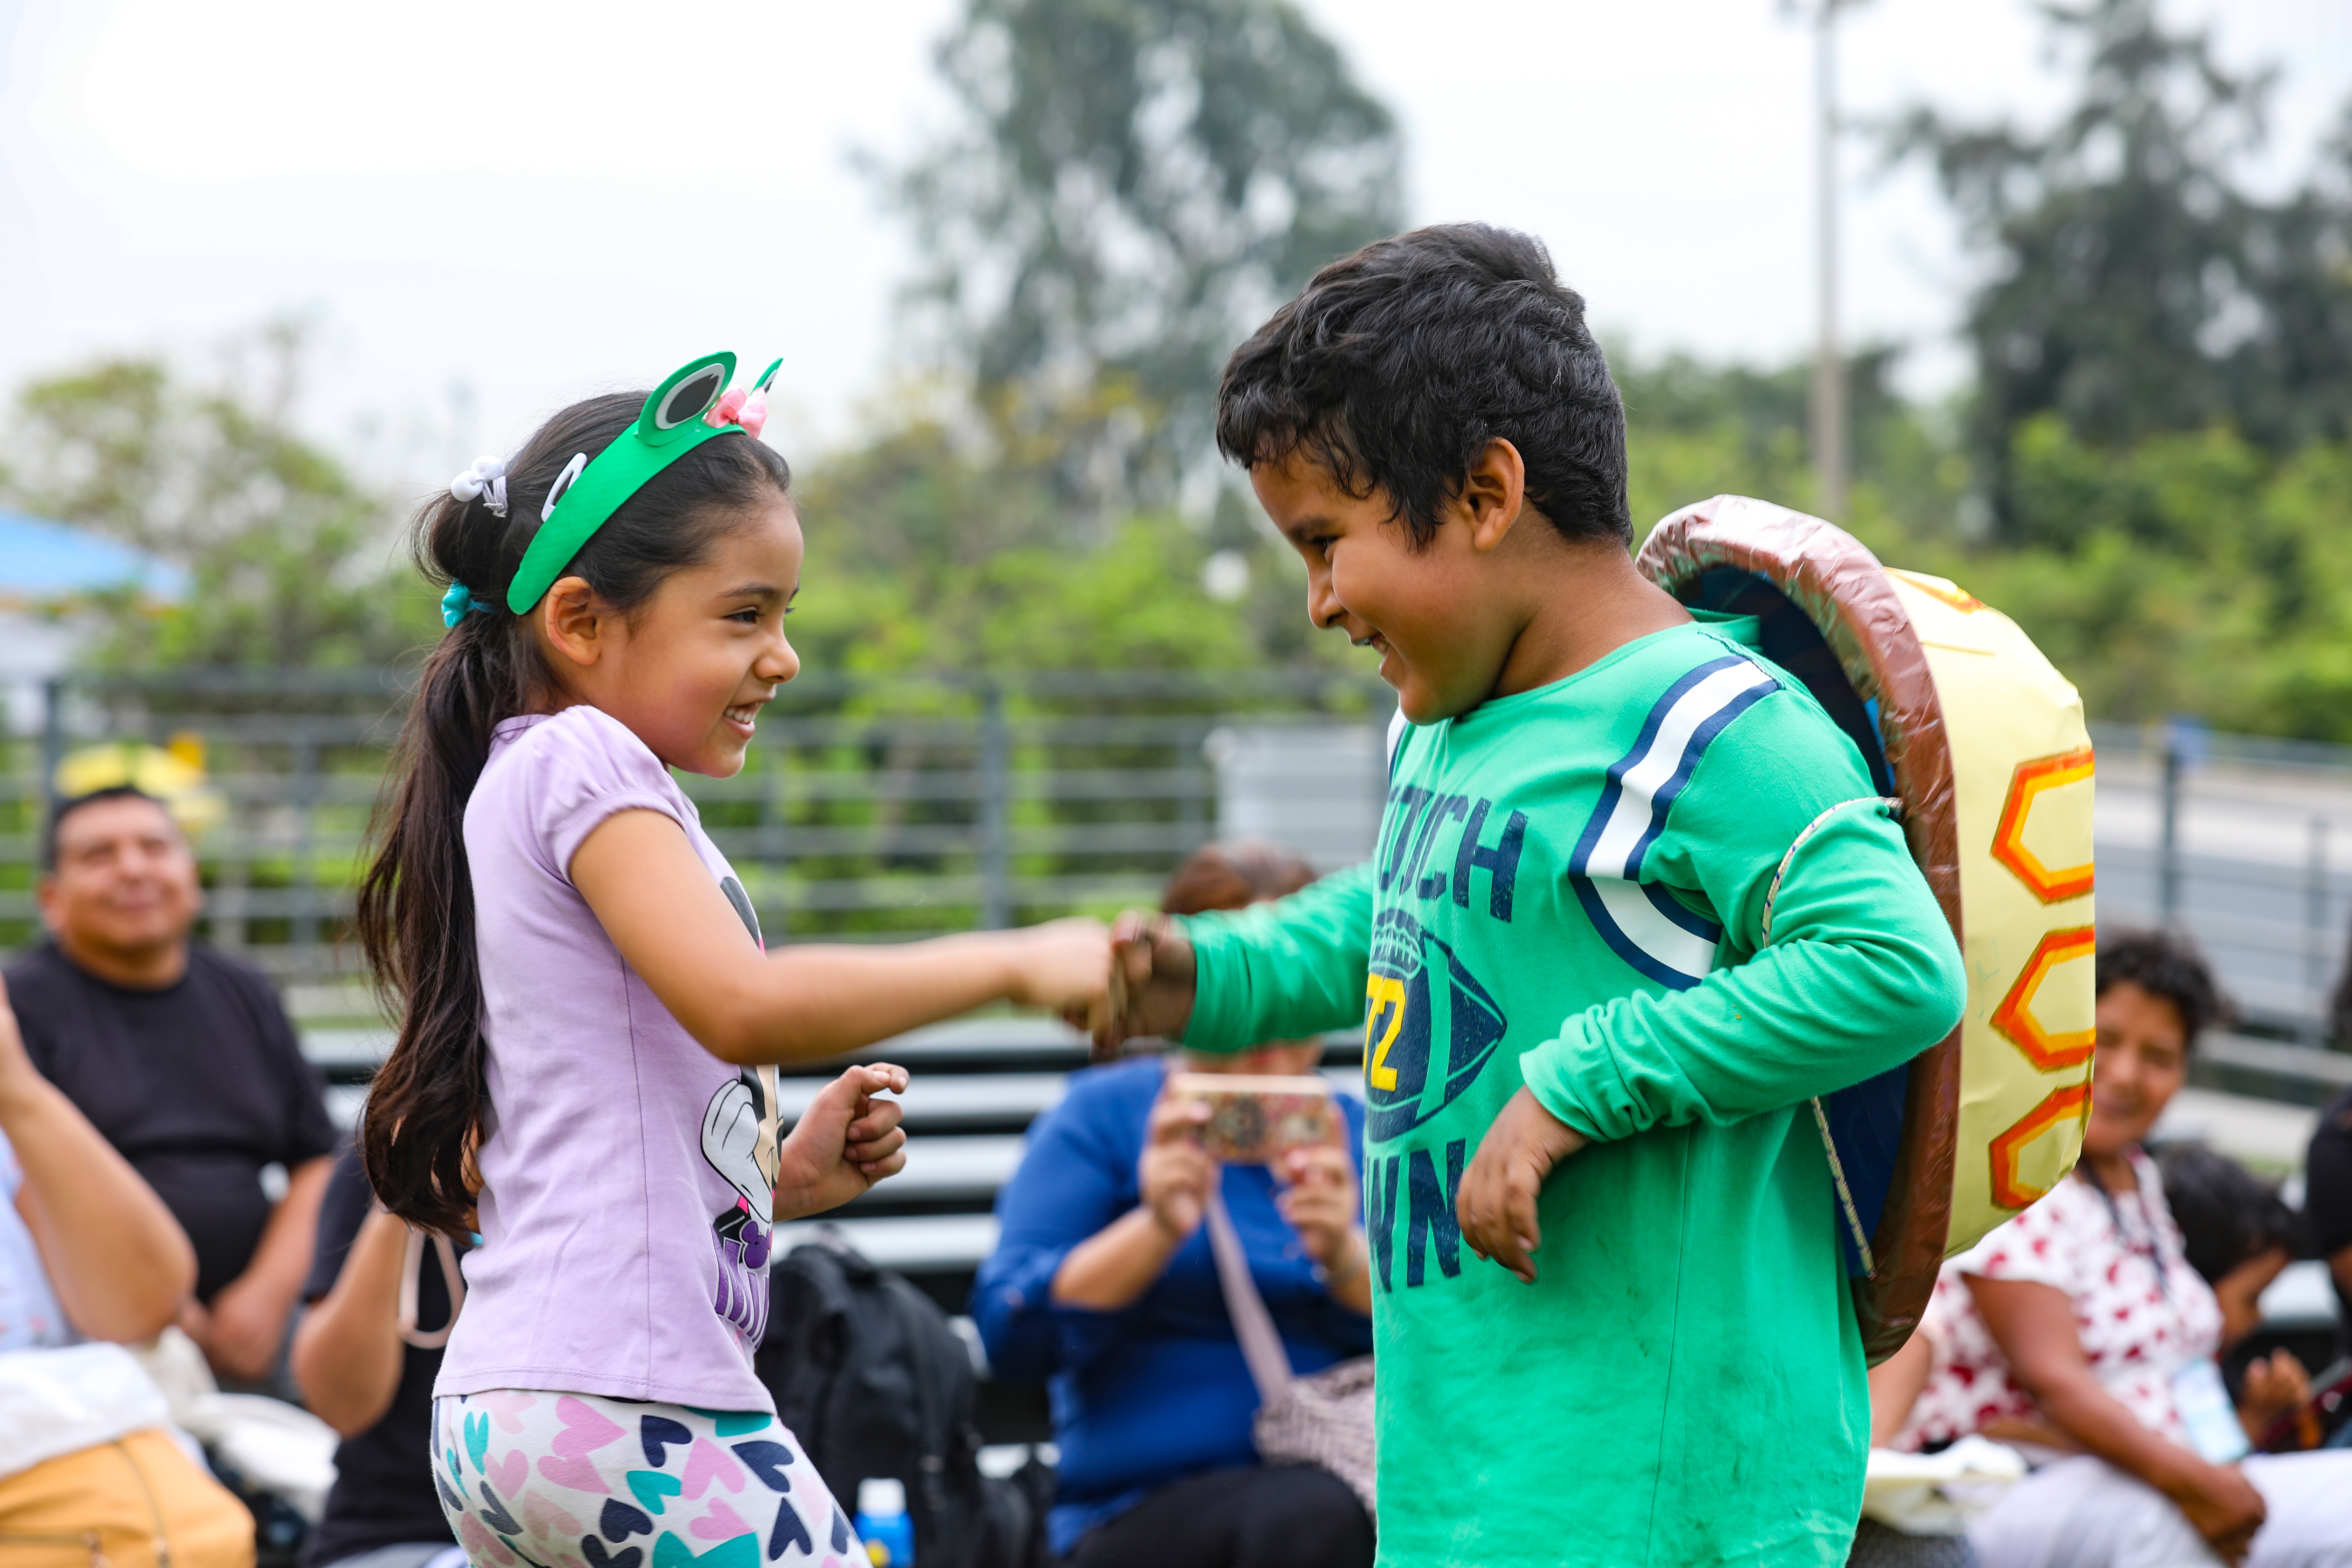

{"left": 536, "top": 493, "right": 804, "bottom": 777}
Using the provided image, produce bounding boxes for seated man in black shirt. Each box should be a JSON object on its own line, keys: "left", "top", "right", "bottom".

{"left": 8, "top": 785, "right": 338, "bottom": 1389}
{"left": 291, "top": 1143, "right": 466, "bottom": 1568}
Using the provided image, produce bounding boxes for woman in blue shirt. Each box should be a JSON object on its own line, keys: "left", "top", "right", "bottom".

{"left": 973, "top": 843, "right": 1374, "bottom": 1568}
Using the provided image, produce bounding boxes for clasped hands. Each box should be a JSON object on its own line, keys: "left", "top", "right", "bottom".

{"left": 1062, "top": 910, "right": 1590, "bottom": 1285}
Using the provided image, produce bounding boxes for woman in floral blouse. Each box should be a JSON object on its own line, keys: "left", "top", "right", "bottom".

{"left": 1878, "top": 932, "right": 2351, "bottom": 1568}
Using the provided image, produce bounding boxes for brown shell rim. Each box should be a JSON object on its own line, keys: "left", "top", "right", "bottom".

{"left": 1635, "top": 495, "right": 1964, "bottom": 1364}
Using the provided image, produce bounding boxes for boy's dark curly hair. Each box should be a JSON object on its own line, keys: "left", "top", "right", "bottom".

{"left": 1214, "top": 222, "right": 1629, "bottom": 550}
{"left": 2096, "top": 928, "right": 2228, "bottom": 1048}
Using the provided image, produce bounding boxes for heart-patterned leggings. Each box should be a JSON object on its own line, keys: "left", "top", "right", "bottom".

{"left": 430, "top": 1390, "right": 863, "bottom": 1568}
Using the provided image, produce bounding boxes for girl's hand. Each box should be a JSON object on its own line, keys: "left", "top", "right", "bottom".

{"left": 1274, "top": 1143, "right": 1362, "bottom": 1275}
{"left": 773, "top": 1064, "right": 910, "bottom": 1222}
{"left": 1006, "top": 918, "right": 1112, "bottom": 1018}
{"left": 1140, "top": 1094, "right": 1216, "bottom": 1241}
{"left": 1457, "top": 1086, "right": 1589, "bottom": 1284}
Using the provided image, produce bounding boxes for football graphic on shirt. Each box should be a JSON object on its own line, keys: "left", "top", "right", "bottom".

{"left": 1363, "top": 906, "right": 1508, "bottom": 1142}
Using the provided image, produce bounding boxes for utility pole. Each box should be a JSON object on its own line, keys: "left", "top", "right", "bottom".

{"left": 1810, "top": 0, "right": 1849, "bottom": 523}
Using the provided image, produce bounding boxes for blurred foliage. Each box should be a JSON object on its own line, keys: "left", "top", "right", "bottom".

{"left": 0, "top": 323, "right": 433, "bottom": 669}
{"left": 1892, "top": 0, "right": 2352, "bottom": 539}
{"left": 786, "top": 394, "right": 1341, "bottom": 677}
{"left": 1614, "top": 340, "right": 2352, "bottom": 743}
{"left": 1903, "top": 423, "right": 2352, "bottom": 741}
{"left": 2, "top": 0, "right": 2348, "bottom": 757}
{"left": 879, "top": 0, "right": 1403, "bottom": 510}
{"left": 1616, "top": 345, "right": 1973, "bottom": 545}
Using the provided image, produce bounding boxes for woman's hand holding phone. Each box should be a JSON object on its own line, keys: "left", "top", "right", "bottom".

{"left": 1140, "top": 1094, "right": 1216, "bottom": 1241}
{"left": 1277, "top": 1143, "right": 1369, "bottom": 1310}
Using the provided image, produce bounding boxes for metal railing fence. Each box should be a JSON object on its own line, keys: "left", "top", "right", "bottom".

{"left": 10, "top": 676, "right": 2352, "bottom": 1045}
{"left": 0, "top": 668, "right": 1391, "bottom": 1021}
{"left": 2087, "top": 721, "right": 2352, "bottom": 1042}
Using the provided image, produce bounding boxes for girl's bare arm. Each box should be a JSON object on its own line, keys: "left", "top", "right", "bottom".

{"left": 571, "top": 809, "right": 1110, "bottom": 1065}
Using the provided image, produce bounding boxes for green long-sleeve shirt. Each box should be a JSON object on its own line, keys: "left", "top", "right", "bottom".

{"left": 1180, "top": 616, "right": 1966, "bottom": 1567}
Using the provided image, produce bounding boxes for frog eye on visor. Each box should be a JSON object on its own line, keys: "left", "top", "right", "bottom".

{"left": 540, "top": 451, "right": 589, "bottom": 523}
{"left": 636, "top": 352, "right": 740, "bottom": 447}
{"left": 657, "top": 364, "right": 726, "bottom": 428}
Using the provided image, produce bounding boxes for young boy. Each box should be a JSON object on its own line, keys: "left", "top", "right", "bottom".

{"left": 1100, "top": 225, "right": 1968, "bottom": 1566}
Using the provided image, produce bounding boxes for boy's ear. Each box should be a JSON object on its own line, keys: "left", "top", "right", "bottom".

{"left": 539, "top": 574, "right": 608, "bottom": 668}
{"left": 1459, "top": 438, "right": 1530, "bottom": 553}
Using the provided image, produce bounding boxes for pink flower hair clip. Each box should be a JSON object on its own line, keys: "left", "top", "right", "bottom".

{"left": 705, "top": 387, "right": 768, "bottom": 439}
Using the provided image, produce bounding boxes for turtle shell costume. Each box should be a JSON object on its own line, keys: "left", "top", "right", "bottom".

{"left": 1639, "top": 495, "right": 2096, "bottom": 1362}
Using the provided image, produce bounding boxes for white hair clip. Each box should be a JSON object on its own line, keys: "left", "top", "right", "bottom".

{"left": 449, "top": 454, "right": 512, "bottom": 517}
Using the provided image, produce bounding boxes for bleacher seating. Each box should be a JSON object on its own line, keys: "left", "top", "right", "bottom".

{"left": 308, "top": 1021, "right": 2339, "bottom": 1440}
{"left": 307, "top": 1015, "right": 1368, "bottom": 1445}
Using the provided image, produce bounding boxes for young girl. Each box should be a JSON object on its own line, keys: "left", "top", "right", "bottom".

{"left": 356, "top": 355, "right": 1108, "bottom": 1568}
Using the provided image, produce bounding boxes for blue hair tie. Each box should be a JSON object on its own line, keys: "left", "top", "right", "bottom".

{"left": 441, "top": 582, "right": 489, "bottom": 628}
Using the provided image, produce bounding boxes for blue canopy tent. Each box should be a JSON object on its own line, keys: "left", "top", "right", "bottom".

{"left": 0, "top": 510, "right": 189, "bottom": 604}
{"left": 0, "top": 511, "right": 188, "bottom": 743}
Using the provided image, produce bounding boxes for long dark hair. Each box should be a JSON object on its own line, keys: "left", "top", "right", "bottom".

{"left": 356, "top": 393, "right": 792, "bottom": 1234}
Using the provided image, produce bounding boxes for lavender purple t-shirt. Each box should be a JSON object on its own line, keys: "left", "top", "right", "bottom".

{"left": 433, "top": 705, "right": 784, "bottom": 1409}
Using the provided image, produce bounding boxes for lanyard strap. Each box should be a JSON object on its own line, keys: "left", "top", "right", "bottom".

{"left": 2079, "top": 1163, "right": 2169, "bottom": 1296}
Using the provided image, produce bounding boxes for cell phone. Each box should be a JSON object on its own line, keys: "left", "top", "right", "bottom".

{"left": 1166, "top": 1073, "right": 1337, "bottom": 1166}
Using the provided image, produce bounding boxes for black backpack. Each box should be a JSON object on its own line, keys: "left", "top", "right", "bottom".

{"left": 757, "top": 1232, "right": 1049, "bottom": 1568}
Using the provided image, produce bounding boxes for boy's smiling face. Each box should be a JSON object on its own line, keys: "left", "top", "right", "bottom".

{"left": 1252, "top": 450, "right": 1531, "bottom": 724}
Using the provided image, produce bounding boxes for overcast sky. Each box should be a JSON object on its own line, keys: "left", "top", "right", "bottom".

{"left": 4, "top": 0, "right": 2346, "bottom": 499}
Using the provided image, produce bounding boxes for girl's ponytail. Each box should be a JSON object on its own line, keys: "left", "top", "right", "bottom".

{"left": 355, "top": 593, "right": 519, "bottom": 1233}
{"left": 357, "top": 391, "right": 792, "bottom": 1233}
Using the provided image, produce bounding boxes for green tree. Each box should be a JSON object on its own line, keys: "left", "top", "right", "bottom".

{"left": 1894, "top": 0, "right": 2352, "bottom": 539}
{"left": 0, "top": 327, "right": 428, "bottom": 669}
{"left": 881, "top": 0, "right": 1405, "bottom": 509}
{"left": 788, "top": 398, "right": 1288, "bottom": 676}
{"left": 1911, "top": 421, "right": 2352, "bottom": 738}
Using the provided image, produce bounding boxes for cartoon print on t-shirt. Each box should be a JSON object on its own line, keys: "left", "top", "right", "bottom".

{"left": 702, "top": 1063, "right": 783, "bottom": 1341}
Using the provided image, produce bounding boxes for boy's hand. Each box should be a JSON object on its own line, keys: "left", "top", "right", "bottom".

{"left": 1073, "top": 910, "right": 1198, "bottom": 1062}
{"left": 774, "top": 1064, "right": 910, "bottom": 1221}
{"left": 1457, "top": 1087, "right": 1589, "bottom": 1284}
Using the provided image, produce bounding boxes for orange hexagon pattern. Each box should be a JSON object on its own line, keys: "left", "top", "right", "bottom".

{"left": 1991, "top": 748, "right": 2096, "bottom": 903}
{"left": 1990, "top": 925, "right": 2098, "bottom": 1070}
{"left": 1990, "top": 1080, "right": 2093, "bottom": 1210}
